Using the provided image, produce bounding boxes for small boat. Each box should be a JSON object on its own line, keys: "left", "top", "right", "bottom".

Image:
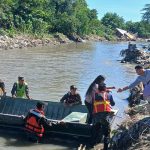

{"left": 0, "top": 96, "right": 118, "bottom": 144}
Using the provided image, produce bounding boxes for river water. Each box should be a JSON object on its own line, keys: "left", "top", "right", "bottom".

{"left": 0, "top": 42, "right": 138, "bottom": 149}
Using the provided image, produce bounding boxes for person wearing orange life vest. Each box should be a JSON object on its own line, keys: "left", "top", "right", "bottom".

{"left": 85, "top": 75, "right": 115, "bottom": 124}
{"left": 91, "top": 83, "right": 115, "bottom": 150}
{"left": 24, "top": 101, "right": 51, "bottom": 142}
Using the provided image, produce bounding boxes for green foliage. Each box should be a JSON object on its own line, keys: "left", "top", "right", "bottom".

{"left": 32, "top": 18, "right": 49, "bottom": 34}
{"left": 136, "top": 21, "right": 150, "bottom": 38}
{"left": 142, "top": 4, "right": 150, "bottom": 23}
{"left": 0, "top": 29, "right": 7, "bottom": 36}
{"left": 0, "top": 0, "right": 105, "bottom": 37}
{"left": 125, "top": 21, "right": 150, "bottom": 38}
{"left": 101, "top": 12, "right": 125, "bottom": 30}
{"left": 0, "top": 0, "right": 149, "bottom": 39}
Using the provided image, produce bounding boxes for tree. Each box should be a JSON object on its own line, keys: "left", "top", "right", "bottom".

{"left": 125, "top": 21, "right": 139, "bottom": 33}
{"left": 88, "top": 9, "right": 98, "bottom": 20}
{"left": 126, "top": 21, "right": 150, "bottom": 38}
{"left": 101, "top": 12, "right": 125, "bottom": 30}
{"left": 72, "top": 0, "right": 90, "bottom": 35}
{"left": 142, "top": 4, "right": 150, "bottom": 23}
{"left": 0, "top": 0, "right": 105, "bottom": 37}
{"left": 0, "top": 0, "right": 14, "bottom": 29}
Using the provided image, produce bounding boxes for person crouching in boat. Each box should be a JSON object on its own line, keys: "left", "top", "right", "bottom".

{"left": 60, "top": 85, "right": 82, "bottom": 106}
{"left": 91, "top": 83, "right": 115, "bottom": 150}
{"left": 11, "top": 76, "right": 31, "bottom": 99}
{"left": 24, "top": 101, "right": 52, "bottom": 142}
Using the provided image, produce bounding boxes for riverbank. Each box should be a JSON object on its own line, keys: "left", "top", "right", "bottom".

{"left": 109, "top": 101, "right": 150, "bottom": 150}
{"left": 0, "top": 33, "right": 106, "bottom": 50}
{"left": 1, "top": 32, "right": 147, "bottom": 51}
{"left": 120, "top": 43, "right": 150, "bottom": 68}
{"left": 0, "top": 33, "right": 71, "bottom": 50}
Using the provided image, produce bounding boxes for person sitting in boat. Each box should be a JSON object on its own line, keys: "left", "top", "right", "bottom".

{"left": 11, "top": 76, "right": 31, "bottom": 99}
{"left": 24, "top": 101, "right": 54, "bottom": 142}
{"left": 0, "top": 79, "right": 6, "bottom": 96}
{"left": 91, "top": 83, "right": 115, "bottom": 150}
{"left": 60, "top": 85, "right": 82, "bottom": 106}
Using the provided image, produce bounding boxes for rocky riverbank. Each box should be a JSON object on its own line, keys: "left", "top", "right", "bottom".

{"left": 0, "top": 33, "right": 105, "bottom": 50}
{"left": 0, "top": 33, "right": 72, "bottom": 50}
{"left": 1, "top": 32, "right": 148, "bottom": 51}
{"left": 110, "top": 101, "right": 150, "bottom": 150}
{"left": 120, "top": 43, "right": 150, "bottom": 67}
{"left": 89, "top": 86, "right": 150, "bottom": 150}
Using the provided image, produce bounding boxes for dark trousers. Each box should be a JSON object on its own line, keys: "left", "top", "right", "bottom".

{"left": 85, "top": 101, "right": 93, "bottom": 124}
{"left": 25, "top": 131, "right": 42, "bottom": 143}
{"left": 92, "top": 113, "right": 111, "bottom": 150}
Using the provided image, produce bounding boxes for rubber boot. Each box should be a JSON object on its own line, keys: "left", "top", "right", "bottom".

{"left": 103, "top": 137, "right": 109, "bottom": 150}
{"left": 103, "top": 143, "right": 108, "bottom": 150}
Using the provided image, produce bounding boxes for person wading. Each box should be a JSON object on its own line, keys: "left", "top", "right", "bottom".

{"left": 85, "top": 75, "right": 115, "bottom": 124}
{"left": 91, "top": 83, "right": 115, "bottom": 150}
{"left": 24, "top": 101, "right": 55, "bottom": 142}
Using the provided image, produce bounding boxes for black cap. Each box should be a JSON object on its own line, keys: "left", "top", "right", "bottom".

{"left": 70, "top": 85, "right": 77, "bottom": 90}
{"left": 18, "top": 76, "right": 24, "bottom": 81}
{"left": 36, "top": 101, "right": 45, "bottom": 109}
{"left": 98, "top": 83, "right": 106, "bottom": 91}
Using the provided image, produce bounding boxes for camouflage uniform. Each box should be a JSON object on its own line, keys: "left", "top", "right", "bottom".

{"left": 92, "top": 112, "right": 111, "bottom": 150}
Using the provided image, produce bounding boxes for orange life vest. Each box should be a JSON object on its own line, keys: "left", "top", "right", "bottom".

{"left": 25, "top": 109, "right": 45, "bottom": 137}
{"left": 93, "top": 91, "right": 111, "bottom": 114}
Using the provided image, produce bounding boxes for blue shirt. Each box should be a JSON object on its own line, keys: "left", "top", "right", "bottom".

{"left": 129, "top": 69, "right": 150, "bottom": 89}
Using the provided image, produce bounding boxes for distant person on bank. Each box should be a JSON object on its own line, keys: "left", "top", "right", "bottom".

{"left": 0, "top": 79, "right": 6, "bottom": 96}
{"left": 11, "top": 76, "right": 31, "bottom": 99}
{"left": 60, "top": 85, "right": 82, "bottom": 106}
{"left": 117, "top": 65, "right": 150, "bottom": 102}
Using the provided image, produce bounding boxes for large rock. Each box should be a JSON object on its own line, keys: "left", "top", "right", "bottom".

{"left": 120, "top": 43, "right": 150, "bottom": 65}
{"left": 111, "top": 117, "right": 150, "bottom": 150}
{"left": 54, "top": 33, "right": 71, "bottom": 43}
{"left": 127, "top": 83, "right": 143, "bottom": 107}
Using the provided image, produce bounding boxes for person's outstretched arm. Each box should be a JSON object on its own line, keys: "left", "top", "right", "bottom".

{"left": 109, "top": 94, "right": 115, "bottom": 106}
{"left": 60, "top": 93, "right": 67, "bottom": 103}
{"left": 11, "top": 83, "right": 17, "bottom": 98}
{"left": 117, "top": 78, "right": 141, "bottom": 93}
{"left": 25, "top": 85, "right": 31, "bottom": 99}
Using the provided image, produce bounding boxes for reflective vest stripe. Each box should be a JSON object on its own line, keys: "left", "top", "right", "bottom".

{"left": 25, "top": 109, "right": 44, "bottom": 137}
{"left": 94, "top": 101, "right": 110, "bottom": 112}
{"left": 30, "top": 109, "right": 44, "bottom": 118}
{"left": 26, "top": 122, "right": 42, "bottom": 130}
{"left": 25, "top": 125, "right": 43, "bottom": 134}
{"left": 93, "top": 92, "right": 111, "bottom": 113}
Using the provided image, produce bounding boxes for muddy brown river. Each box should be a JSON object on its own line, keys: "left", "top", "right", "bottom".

{"left": 0, "top": 42, "right": 139, "bottom": 149}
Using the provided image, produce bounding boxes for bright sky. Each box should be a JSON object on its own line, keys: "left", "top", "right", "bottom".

{"left": 86, "top": 0, "right": 150, "bottom": 22}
